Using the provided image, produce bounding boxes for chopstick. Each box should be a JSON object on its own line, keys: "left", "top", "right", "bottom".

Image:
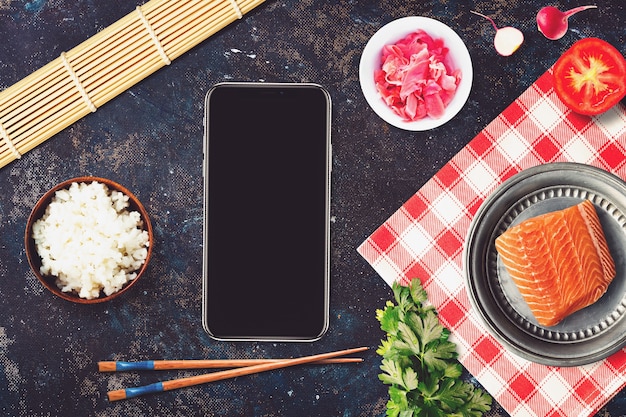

{"left": 99, "top": 357, "right": 363, "bottom": 372}
{"left": 105, "top": 346, "right": 367, "bottom": 401}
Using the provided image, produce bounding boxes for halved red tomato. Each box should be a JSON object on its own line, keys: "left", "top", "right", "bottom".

{"left": 553, "top": 38, "right": 626, "bottom": 116}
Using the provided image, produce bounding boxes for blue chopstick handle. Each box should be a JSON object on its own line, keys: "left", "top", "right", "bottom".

{"left": 124, "top": 382, "right": 164, "bottom": 399}
{"left": 114, "top": 361, "right": 156, "bottom": 371}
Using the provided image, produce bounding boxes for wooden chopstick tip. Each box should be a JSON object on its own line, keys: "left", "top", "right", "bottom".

{"left": 97, "top": 361, "right": 116, "bottom": 372}
{"left": 107, "top": 389, "right": 126, "bottom": 402}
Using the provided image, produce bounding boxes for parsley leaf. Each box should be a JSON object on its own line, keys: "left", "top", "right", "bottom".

{"left": 377, "top": 278, "right": 492, "bottom": 416}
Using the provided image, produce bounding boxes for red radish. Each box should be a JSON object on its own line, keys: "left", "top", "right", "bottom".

{"left": 536, "top": 5, "right": 597, "bottom": 40}
{"left": 471, "top": 11, "right": 524, "bottom": 56}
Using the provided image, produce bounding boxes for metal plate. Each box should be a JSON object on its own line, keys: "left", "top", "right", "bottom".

{"left": 464, "top": 163, "right": 626, "bottom": 366}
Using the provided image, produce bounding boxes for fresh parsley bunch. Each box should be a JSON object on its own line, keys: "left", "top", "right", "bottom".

{"left": 376, "top": 278, "right": 492, "bottom": 417}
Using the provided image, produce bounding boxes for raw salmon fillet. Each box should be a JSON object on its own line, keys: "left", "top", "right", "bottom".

{"left": 495, "top": 200, "right": 615, "bottom": 327}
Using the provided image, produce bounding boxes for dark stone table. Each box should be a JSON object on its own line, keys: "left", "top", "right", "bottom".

{"left": 0, "top": 0, "right": 624, "bottom": 416}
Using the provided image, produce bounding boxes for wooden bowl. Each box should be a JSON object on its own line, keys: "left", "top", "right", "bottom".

{"left": 24, "top": 177, "right": 153, "bottom": 304}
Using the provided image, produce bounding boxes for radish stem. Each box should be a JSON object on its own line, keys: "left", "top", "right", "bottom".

{"left": 470, "top": 11, "right": 498, "bottom": 32}
{"left": 564, "top": 5, "right": 597, "bottom": 18}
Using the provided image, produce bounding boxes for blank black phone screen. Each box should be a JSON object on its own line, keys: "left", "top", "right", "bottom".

{"left": 203, "top": 83, "right": 331, "bottom": 341}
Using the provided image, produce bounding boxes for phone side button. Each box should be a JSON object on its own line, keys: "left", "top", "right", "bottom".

{"left": 329, "top": 142, "right": 332, "bottom": 172}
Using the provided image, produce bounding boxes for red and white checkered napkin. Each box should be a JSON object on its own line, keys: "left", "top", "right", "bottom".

{"left": 357, "top": 68, "right": 626, "bottom": 417}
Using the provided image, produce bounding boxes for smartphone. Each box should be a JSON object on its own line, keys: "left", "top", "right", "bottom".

{"left": 202, "top": 82, "right": 331, "bottom": 341}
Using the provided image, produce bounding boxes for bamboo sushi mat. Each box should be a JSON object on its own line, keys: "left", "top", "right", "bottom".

{"left": 0, "top": 0, "right": 265, "bottom": 169}
{"left": 358, "top": 68, "right": 626, "bottom": 417}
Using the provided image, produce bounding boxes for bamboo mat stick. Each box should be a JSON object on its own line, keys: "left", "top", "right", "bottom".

{"left": 107, "top": 347, "right": 368, "bottom": 401}
{"left": 0, "top": 0, "right": 265, "bottom": 169}
{"left": 99, "top": 357, "right": 364, "bottom": 372}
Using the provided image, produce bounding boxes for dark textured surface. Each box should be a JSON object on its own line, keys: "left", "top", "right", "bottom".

{"left": 0, "top": 0, "right": 625, "bottom": 416}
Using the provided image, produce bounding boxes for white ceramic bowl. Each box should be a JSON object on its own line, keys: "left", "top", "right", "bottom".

{"left": 359, "top": 16, "right": 473, "bottom": 131}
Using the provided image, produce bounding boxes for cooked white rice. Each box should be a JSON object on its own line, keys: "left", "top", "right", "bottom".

{"left": 31, "top": 181, "right": 150, "bottom": 299}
